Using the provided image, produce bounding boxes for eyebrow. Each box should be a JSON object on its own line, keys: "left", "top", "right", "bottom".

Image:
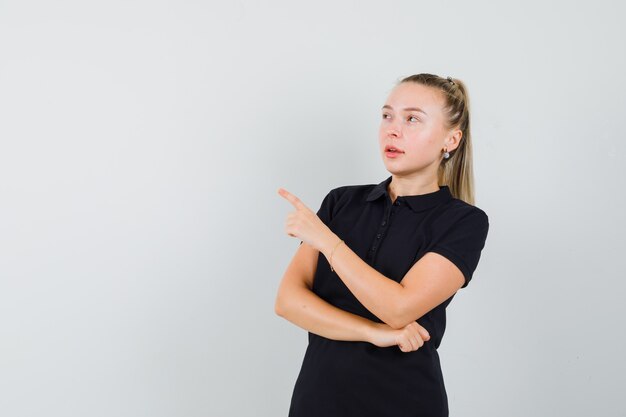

{"left": 381, "top": 105, "right": 428, "bottom": 116}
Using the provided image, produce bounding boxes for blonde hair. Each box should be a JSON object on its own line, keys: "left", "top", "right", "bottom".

{"left": 398, "top": 73, "right": 478, "bottom": 205}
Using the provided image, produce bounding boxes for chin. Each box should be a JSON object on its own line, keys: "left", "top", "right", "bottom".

{"left": 382, "top": 164, "right": 405, "bottom": 175}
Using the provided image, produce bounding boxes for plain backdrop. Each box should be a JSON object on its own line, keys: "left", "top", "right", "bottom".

{"left": 1, "top": 1, "right": 625, "bottom": 416}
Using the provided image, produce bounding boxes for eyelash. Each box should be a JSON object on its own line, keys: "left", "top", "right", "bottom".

{"left": 382, "top": 114, "right": 420, "bottom": 123}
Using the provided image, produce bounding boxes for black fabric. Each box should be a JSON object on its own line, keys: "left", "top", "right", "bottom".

{"left": 289, "top": 175, "right": 490, "bottom": 417}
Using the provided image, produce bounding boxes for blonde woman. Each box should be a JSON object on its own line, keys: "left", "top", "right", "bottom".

{"left": 276, "top": 73, "right": 490, "bottom": 417}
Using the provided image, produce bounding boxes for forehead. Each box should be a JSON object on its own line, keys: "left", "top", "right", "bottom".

{"left": 384, "top": 82, "right": 445, "bottom": 114}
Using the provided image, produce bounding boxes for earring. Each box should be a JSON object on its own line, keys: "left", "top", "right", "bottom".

{"left": 443, "top": 147, "right": 450, "bottom": 159}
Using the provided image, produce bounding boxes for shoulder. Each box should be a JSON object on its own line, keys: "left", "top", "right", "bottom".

{"left": 433, "top": 198, "right": 489, "bottom": 235}
{"left": 324, "top": 181, "right": 378, "bottom": 204}
{"left": 427, "top": 199, "right": 490, "bottom": 288}
{"left": 316, "top": 182, "right": 378, "bottom": 220}
{"left": 315, "top": 182, "right": 373, "bottom": 225}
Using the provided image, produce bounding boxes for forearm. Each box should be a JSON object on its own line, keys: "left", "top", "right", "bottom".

{"left": 276, "top": 285, "right": 379, "bottom": 343}
{"left": 320, "top": 235, "right": 405, "bottom": 329}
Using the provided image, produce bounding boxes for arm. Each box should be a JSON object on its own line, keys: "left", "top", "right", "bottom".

{"left": 274, "top": 241, "right": 381, "bottom": 342}
{"left": 320, "top": 235, "right": 464, "bottom": 330}
{"left": 276, "top": 186, "right": 448, "bottom": 340}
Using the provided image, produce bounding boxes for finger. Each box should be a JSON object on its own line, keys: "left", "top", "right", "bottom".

{"left": 413, "top": 334, "right": 424, "bottom": 348}
{"left": 407, "top": 326, "right": 424, "bottom": 351}
{"left": 404, "top": 335, "right": 418, "bottom": 352}
{"left": 419, "top": 327, "right": 430, "bottom": 341}
{"left": 414, "top": 322, "right": 430, "bottom": 341}
{"left": 397, "top": 336, "right": 407, "bottom": 352}
{"left": 277, "top": 188, "right": 307, "bottom": 210}
{"left": 411, "top": 335, "right": 421, "bottom": 351}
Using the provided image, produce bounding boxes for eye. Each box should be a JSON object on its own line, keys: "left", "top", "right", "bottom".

{"left": 408, "top": 115, "right": 420, "bottom": 122}
{"left": 382, "top": 113, "right": 390, "bottom": 119}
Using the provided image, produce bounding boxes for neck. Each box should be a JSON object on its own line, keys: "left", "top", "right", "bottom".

{"left": 387, "top": 175, "right": 440, "bottom": 200}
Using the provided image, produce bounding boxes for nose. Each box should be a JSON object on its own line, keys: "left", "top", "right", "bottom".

{"left": 387, "top": 124, "right": 400, "bottom": 138}
{"left": 384, "top": 117, "right": 402, "bottom": 137}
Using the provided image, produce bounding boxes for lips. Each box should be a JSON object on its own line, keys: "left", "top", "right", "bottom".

{"left": 385, "top": 145, "right": 404, "bottom": 153}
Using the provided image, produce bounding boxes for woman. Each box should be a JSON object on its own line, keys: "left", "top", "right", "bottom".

{"left": 275, "top": 73, "right": 490, "bottom": 417}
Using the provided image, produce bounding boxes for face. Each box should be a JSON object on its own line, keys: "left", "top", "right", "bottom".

{"left": 378, "top": 82, "right": 456, "bottom": 175}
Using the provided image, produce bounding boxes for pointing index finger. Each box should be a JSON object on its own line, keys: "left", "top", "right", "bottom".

{"left": 277, "top": 187, "right": 306, "bottom": 210}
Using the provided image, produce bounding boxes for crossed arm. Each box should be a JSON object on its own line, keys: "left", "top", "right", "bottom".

{"left": 314, "top": 233, "right": 465, "bottom": 330}
{"left": 274, "top": 241, "right": 385, "bottom": 343}
{"left": 274, "top": 234, "right": 462, "bottom": 345}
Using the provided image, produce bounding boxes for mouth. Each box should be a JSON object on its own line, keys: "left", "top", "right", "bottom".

{"left": 384, "top": 145, "right": 404, "bottom": 154}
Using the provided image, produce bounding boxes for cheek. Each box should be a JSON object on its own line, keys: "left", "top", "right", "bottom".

{"left": 411, "top": 129, "right": 438, "bottom": 146}
{"left": 405, "top": 134, "right": 440, "bottom": 156}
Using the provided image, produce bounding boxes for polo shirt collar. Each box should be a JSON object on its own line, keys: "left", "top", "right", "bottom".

{"left": 365, "top": 175, "right": 452, "bottom": 212}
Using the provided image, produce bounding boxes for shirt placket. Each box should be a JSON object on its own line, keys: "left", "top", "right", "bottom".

{"left": 366, "top": 197, "right": 402, "bottom": 264}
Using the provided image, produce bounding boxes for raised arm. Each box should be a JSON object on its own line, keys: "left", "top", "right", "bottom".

{"left": 275, "top": 187, "right": 431, "bottom": 351}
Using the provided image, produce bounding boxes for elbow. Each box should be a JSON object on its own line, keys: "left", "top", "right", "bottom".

{"left": 274, "top": 297, "right": 284, "bottom": 317}
{"left": 275, "top": 280, "right": 307, "bottom": 318}
{"left": 274, "top": 293, "right": 290, "bottom": 318}
{"left": 385, "top": 302, "right": 414, "bottom": 329}
{"left": 385, "top": 317, "right": 410, "bottom": 330}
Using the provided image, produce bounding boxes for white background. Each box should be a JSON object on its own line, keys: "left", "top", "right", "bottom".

{"left": 1, "top": 1, "right": 625, "bottom": 416}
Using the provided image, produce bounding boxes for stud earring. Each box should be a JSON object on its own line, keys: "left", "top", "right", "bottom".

{"left": 443, "top": 147, "right": 450, "bottom": 159}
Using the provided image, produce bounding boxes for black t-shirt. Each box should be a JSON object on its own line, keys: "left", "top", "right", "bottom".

{"left": 288, "top": 175, "right": 490, "bottom": 417}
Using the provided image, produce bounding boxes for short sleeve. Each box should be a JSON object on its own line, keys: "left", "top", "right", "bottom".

{"left": 299, "top": 188, "right": 336, "bottom": 246}
{"left": 429, "top": 209, "right": 490, "bottom": 288}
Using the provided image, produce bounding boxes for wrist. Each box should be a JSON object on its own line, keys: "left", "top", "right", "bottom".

{"left": 321, "top": 232, "right": 342, "bottom": 259}
{"left": 364, "top": 321, "right": 385, "bottom": 344}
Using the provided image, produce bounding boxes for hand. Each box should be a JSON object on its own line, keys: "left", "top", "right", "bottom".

{"left": 368, "top": 321, "right": 431, "bottom": 353}
{"left": 277, "top": 187, "right": 336, "bottom": 252}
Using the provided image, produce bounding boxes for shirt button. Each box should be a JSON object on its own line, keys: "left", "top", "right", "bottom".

{"left": 376, "top": 233, "right": 382, "bottom": 239}
{"left": 394, "top": 201, "right": 400, "bottom": 206}
{"left": 381, "top": 221, "right": 386, "bottom": 226}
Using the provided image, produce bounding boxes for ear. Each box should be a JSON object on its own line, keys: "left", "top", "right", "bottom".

{"left": 445, "top": 128, "right": 463, "bottom": 153}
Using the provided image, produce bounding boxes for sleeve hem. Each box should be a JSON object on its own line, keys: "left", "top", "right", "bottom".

{"left": 428, "top": 246, "right": 472, "bottom": 288}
